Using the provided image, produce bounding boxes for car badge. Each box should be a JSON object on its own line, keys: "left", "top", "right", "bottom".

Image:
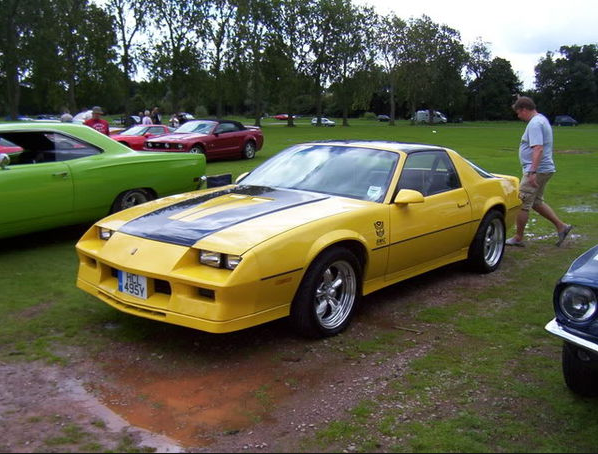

{"left": 130, "top": 248, "right": 138, "bottom": 255}
{"left": 374, "top": 221, "right": 385, "bottom": 237}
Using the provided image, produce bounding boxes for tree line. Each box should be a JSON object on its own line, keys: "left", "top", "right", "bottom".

{"left": 1, "top": 0, "right": 597, "bottom": 124}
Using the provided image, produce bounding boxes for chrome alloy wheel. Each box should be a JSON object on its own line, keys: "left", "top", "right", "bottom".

{"left": 314, "top": 260, "right": 357, "bottom": 330}
{"left": 483, "top": 217, "right": 505, "bottom": 267}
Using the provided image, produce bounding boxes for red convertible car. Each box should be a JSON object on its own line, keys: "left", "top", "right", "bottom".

{"left": 143, "top": 119, "right": 263, "bottom": 160}
{"left": 110, "top": 124, "right": 173, "bottom": 150}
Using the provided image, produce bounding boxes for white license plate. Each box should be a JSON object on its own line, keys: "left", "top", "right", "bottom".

{"left": 118, "top": 271, "right": 147, "bottom": 299}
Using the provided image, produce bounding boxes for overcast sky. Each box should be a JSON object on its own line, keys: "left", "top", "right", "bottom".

{"left": 355, "top": 0, "right": 597, "bottom": 90}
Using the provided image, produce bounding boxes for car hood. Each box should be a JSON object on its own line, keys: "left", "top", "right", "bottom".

{"left": 147, "top": 132, "right": 207, "bottom": 142}
{"left": 561, "top": 245, "right": 598, "bottom": 286}
{"left": 116, "top": 186, "right": 366, "bottom": 253}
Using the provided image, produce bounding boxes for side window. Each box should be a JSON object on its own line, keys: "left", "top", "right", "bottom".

{"left": 2, "top": 131, "right": 101, "bottom": 165}
{"left": 215, "top": 123, "right": 238, "bottom": 134}
{"left": 148, "top": 127, "right": 164, "bottom": 134}
{"left": 398, "top": 150, "right": 460, "bottom": 196}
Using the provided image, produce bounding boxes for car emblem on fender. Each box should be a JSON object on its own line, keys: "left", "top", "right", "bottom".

{"left": 374, "top": 221, "right": 385, "bottom": 237}
{"left": 130, "top": 248, "right": 138, "bottom": 255}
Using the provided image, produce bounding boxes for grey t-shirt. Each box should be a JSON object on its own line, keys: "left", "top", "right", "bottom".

{"left": 519, "top": 113, "right": 555, "bottom": 173}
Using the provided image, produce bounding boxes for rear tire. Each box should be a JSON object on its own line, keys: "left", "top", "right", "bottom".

{"left": 242, "top": 141, "right": 256, "bottom": 159}
{"left": 111, "top": 189, "right": 152, "bottom": 213}
{"left": 467, "top": 210, "right": 505, "bottom": 273}
{"left": 562, "top": 343, "right": 598, "bottom": 397}
{"left": 290, "top": 247, "right": 361, "bottom": 338}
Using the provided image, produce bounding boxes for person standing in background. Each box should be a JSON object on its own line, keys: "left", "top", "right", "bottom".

{"left": 142, "top": 110, "right": 152, "bottom": 125}
{"left": 60, "top": 108, "right": 73, "bottom": 122}
{"left": 505, "top": 96, "right": 572, "bottom": 248}
{"left": 151, "top": 107, "right": 161, "bottom": 124}
{"left": 83, "top": 106, "right": 110, "bottom": 135}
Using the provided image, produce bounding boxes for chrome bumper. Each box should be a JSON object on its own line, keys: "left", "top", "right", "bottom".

{"left": 545, "top": 318, "right": 598, "bottom": 354}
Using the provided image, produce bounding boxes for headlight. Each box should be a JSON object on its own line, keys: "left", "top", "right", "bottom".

{"left": 224, "top": 255, "right": 242, "bottom": 270}
{"left": 559, "top": 285, "right": 597, "bottom": 322}
{"left": 176, "top": 143, "right": 184, "bottom": 150}
{"left": 98, "top": 227, "right": 114, "bottom": 240}
{"left": 199, "top": 250, "right": 242, "bottom": 270}
{"left": 200, "top": 250, "right": 222, "bottom": 268}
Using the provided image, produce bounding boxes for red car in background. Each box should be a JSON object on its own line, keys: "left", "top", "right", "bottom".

{"left": 273, "top": 114, "right": 296, "bottom": 121}
{"left": 144, "top": 119, "right": 264, "bottom": 160}
{"left": 0, "top": 137, "right": 22, "bottom": 154}
{"left": 110, "top": 124, "right": 173, "bottom": 150}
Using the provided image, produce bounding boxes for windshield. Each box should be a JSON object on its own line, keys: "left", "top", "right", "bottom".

{"left": 240, "top": 144, "right": 399, "bottom": 202}
{"left": 175, "top": 121, "right": 215, "bottom": 134}
{"left": 119, "top": 126, "right": 146, "bottom": 136}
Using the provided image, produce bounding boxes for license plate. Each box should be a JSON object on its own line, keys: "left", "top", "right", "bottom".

{"left": 118, "top": 270, "right": 147, "bottom": 299}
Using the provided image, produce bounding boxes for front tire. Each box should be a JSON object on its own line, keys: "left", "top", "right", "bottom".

{"left": 467, "top": 209, "right": 505, "bottom": 273}
{"left": 111, "top": 189, "right": 152, "bottom": 213}
{"left": 290, "top": 247, "right": 362, "bottom": 338}
{"left": 242, "top": 141, "right": 256, "bottom": 159}
{"left": 189, "top": 145, "right": 205, "bottom": 155}
{"left": 562, "top": 343, "right": 598, "bottom": 397}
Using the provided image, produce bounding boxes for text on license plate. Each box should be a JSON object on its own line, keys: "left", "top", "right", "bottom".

{"left": 118, "top": 271, "right": 147, "bottom": 299}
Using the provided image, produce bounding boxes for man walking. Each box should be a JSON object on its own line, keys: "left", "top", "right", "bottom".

{"left": 506, "top": 96, "right": 572, "bottom": 247}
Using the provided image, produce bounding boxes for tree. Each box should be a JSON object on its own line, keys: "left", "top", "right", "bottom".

{"left": 328, "top": 1, "right": 376, "bottom": 126}
{"left": 268, "top": 0, "right": 311, "bottom": 127}
{"left": 0, "top": 0, "right": 38, "bottom": 119}
{"left": 205, "top": 0, "right": 237, "bottom": 118}
{"left": 144, "top": 0, "right": 208, "bottom": 112}
{"left": 468, "top": 57, "right": 521, "bottom": 120}
{"left": 375, "top": 13, "right": 407, "bottom": 125}
{"left": 304, "top": 0, "right": 346, "bottom": 125}
{"left": 106, "top": 0, "right": 149, "bottom": 116}
{"left": 400, "top": 15, "right": 467, "bottom": 123}
{"left": 231, "top": 0, "right": 275, "bottom": 126}
{"left": 535, "top": 45, "right": 598, "bottom": 122}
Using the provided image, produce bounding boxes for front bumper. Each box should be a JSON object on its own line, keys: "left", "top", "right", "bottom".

{"left": 545, "top": 318, "right": 598, "bottom": 354}
{"left": 76, "top": 231, "right": 300, "bottom": 333}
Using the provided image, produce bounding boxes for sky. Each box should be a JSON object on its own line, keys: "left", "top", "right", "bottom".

{"left": 355, "top": 0, "right": 598, "bottom": 90}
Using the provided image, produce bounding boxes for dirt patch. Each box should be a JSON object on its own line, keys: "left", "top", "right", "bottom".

{"left": 0, "top": 263, "right": 508, "bottom": 453}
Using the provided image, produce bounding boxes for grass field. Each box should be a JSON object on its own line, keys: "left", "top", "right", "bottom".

{"left": 1, "top": 119, "right": 597, "bottom": 452}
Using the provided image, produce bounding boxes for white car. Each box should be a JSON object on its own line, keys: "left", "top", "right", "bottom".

{"left": 311, "top": 117, "right": 336, "bottom": 127}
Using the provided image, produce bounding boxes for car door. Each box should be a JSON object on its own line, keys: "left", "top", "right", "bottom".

{"left": 214, "top": 122, "right": 248, "bottom": 157}
{"left": 1, "top": 159, "right": 73, "bottom": 236}
{"left": 385, "top": 150, "right": 472, "bottom": 281}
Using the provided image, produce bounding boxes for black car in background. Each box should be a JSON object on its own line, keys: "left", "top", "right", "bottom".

{"left": 545, "top": 245, "right": 598, "bottom": 396}
{"left": 554, "top": 115, "right": 578, "bottom": 126}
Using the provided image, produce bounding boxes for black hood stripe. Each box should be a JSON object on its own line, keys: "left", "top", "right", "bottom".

{"left": 119, "top": 186, "right": 329, "bottom": 246}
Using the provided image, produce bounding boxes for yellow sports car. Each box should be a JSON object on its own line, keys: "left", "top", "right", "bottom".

{"left": 76, "top": 141, "right": 520, "bottom": 338}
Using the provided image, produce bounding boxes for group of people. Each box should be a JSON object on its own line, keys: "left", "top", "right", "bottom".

{"left": 139, "top": 107, "right": 162, "bottom": 125}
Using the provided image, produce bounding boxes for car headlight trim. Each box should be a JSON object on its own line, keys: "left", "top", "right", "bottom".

{"left": 99, "top": 227, "right": 114, "bottom": 240}
{"left": 559, "top": 284, "right": 597, "bottom": 322}
{"left": 199, "top": 250, "right": 242, "bottom": 270}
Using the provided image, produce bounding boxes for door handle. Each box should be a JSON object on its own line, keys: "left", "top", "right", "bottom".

{"left": 457, "top": 201, "right": 469, "bottom": 208}
{"left": 52, "top": 171, "right": 68, "bottom": 178}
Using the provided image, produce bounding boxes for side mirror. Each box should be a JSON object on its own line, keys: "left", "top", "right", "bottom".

{"left": 202, "top": 173, "right": 233, "bottom": 188}
{"left": 0, "top": 153, "right": 10, "bottom": 170}
{"left": 394, "top": 189, "right": 424, "bottom": 205}
{"left": 235, "top": 172, "right": 249, "bottom": 184}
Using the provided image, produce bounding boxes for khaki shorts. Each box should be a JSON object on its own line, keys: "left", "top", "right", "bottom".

{"left": 519, "top": 172, "right": 554, "bottom": 211}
